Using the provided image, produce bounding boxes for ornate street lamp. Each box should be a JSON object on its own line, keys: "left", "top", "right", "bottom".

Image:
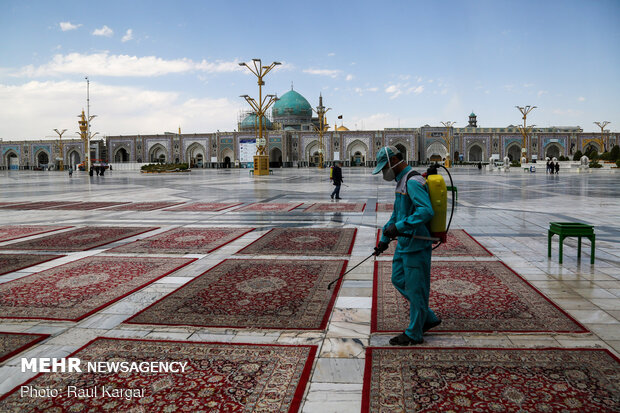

{"left": 53, "top": 128, "right": 67, "bottom": 171}
{"left": 238, "top": 59, "right": 280, "bottom": 175}
{"left": 593, "top": 121, "right": 610, "bottom": 152}
{"left": 440, "top": 121, "right": 456, "bottom": 168}
{"left": 516, "top": 105, "right": 536, "bottom": 163}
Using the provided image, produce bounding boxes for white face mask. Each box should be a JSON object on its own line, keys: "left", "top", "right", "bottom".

{"left": 381, "top": 148, "right": 403, "bottom": 181}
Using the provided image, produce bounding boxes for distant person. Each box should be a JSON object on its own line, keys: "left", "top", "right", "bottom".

{"left": 555, "top": 161, "right": 560, "bottom": 174}
{"left": 331, "top": 161, "right": 343, "bottom": 200}
{"left": 68, "top": 166, "right": 73, "bottom": 178}
{"left": 477, "top": 161, "right": 482, "bottom": 170}
{"left": 546, "top": 159, "right": 551, "bottom": 174}
{"left": 89, "top": 166, "right": 94, "bottom": 176}
{"left": 100, "top": 166, "right": 105, "bottom": 176}
{"left": 109, "top": 164, "right": 113, "bottom": 171}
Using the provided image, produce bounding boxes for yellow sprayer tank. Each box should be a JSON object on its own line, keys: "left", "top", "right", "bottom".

{"left": 426, "top": 174, "right": 447, "bottom": 242}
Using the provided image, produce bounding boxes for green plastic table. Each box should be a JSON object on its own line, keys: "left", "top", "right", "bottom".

{"left": 547, "top": 222, "right": 595, "bottom": 264}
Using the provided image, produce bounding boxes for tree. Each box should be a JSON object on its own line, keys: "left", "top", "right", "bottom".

{"left": 610, "top": 145, "right": 620, "bottom": 161}
{"left": 573, "top": 150, "right": 583, "bottom": 161}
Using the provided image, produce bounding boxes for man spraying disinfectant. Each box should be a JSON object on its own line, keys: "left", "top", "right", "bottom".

{"left": 373, "top": 146, "right": 443, "bottom": 345}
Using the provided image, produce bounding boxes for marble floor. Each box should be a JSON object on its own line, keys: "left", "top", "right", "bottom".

{"left": 0, "top": 166, "right": 618, "bottom": 412}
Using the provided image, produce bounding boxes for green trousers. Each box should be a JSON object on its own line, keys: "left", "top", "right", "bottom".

{"left": 391, "top": 247, "right": 439, "bottom": 341}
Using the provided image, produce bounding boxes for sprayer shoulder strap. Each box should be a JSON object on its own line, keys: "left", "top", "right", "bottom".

{"left": 404, "top": 170, "right": 427, "bottom": 195}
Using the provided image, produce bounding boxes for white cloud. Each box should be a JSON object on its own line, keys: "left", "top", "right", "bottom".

{"left": 16, "top": 52, "right": 243, "bottom": 77}
{"left": 578, "top": 96, "right": 586, "bottom": 102}
{"left": 303, "top": 68, "right": 341, "bottom": 78}
{"left": 59, "top": 21, "right": 81, "bottom": 31}
{"left": 385, "top": 83, "right": 424, "bottom": 99}
{"left": 93, "top": 25, "right": 114, "bottom": 37}
{"left": 327, "top": 52, "right": 335, "bottom": 57}
{"left": 345, "top": 74, "right": 354, "bottom": 81}
{"left": 385, "top": 84, "right": 402, "bottom": 99}
{"left": 537, "top": 90, "right": 548, "bottom": 97}
{"left": 121, "top": 29, "right": 133, "bottom": 42}
{"left": 523, "top": 83, "right": 534, "bottom": 88}
{"left": 0, "top": 80, "right": 242, "bottom": 139}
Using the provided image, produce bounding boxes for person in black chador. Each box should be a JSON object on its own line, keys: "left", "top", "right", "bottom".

{"left": 331, "top": 161, "right": 343, "bottom": 199}
{"left": 555, "top": 161, "right": 560, "bottom": 174}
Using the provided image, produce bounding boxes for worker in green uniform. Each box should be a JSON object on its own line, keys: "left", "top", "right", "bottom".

{"left": 373, "top": 146, "right": 441, "bottom": 345}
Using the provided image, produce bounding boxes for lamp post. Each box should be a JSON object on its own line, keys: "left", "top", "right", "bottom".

{"left": 516, "top": 105, "right": 536, "bottom": 163}
{"left": 53, "top": 128, "right": 67, "bottom": 171}
{"left": 440, "top": 121, "right": 456, "bottom": 168}
{"left": 313, "top": 94, "right": 331, "bottom": 169}
{"left": 593, "top": 121, "right": 610, "bottom": 153}
{"left": 238, "top": 59, "right": 280, "bottom": 175}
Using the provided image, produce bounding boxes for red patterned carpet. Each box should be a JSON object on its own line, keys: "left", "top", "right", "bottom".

{"left": 373, "top": 260, "right": 586, "bottom": 333}
{"left": 108, "top": 201, "right": 185, "bottom": 211}
{"left": 363, "top": 347, "right": 620, "bottom": 412}
{"left": 0, "top": 256, "right": 195, "bottom": 321}
{"left": 0, "top": 202, "right": 31, "bottom": 209}
{"left": 0, "top": 332, "right": 49, "bottom": 363}
{"left": 164, "top": 202, "right": 242, "bottom": 211}
{"left": 0, "top": 201, "right": 81, "bottom": 210}
{"left": 376, "top": 203, "right": 393, "bottom": 212}
{"left": 233, "top": 202, "right": 303, "bottom": 212}
{"left": 0, "top": 337, "right": 316, "bottom": 412}
{"left": 237, "top": 228, "right": 357, "bottom": 256}
{"left": 377, "top": 229, "right": 492, "bottom": 256}
{"left": 304, "top": 202, "right": 366, "bottom": 212}
{"left": 0, "top": 254, "right": 64, "bottom": 276}
{"left": 126, "top": 259, "right": 346, "bottom": 329}
{"left": 108, "top": 227, "right": 254, "bottom": 254}
{"left": 0, "top": 225, "right": 72, "bottom": 242}
{"left": 46, "top": 201, "right": 130, "bottom": 210}
{"left": 0, "top": 226, "right": 158, "bottom": 251}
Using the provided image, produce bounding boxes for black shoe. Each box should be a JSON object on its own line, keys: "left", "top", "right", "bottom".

{"left": 423, "top": 318, "right": 442, "bottom": 333}
{"left": 335, "top": 197, "right": 342, "bottom": 199}
{"left": 389, "top": 333, "right": 423, "bottom": 346}
{"left": 331, "top": 194, "right": 334, "bottom": 199}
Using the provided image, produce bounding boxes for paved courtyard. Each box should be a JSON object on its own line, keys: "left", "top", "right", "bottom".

{"left": 0, "top": 166, "right": 618, "bottom": 411}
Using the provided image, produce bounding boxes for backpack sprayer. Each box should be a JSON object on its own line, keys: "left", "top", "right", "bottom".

{"left": 327, "top": 163, "right": 455, "bottom": 290}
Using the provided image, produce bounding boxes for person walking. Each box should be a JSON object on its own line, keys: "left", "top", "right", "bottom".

{"left": 555, "top": 161, "right": 560, "bottom": 174}
{"left": 331, "top": 161, "right": 343, "bottom": 200}
{"left": 372, "top": 146, "right": 441, "bottom": 345}
{"left": 68, "top": 166, "right": 73, "bottom": 178}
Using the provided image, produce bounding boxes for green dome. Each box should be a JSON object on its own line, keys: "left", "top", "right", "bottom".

{"left": 240, "top": 113, "right": 272, "bottom": 131}
{"left": 470, "top": 112, "right": 476, "bottom": 117}
{"left": 272, "top": 89, "right": 312, "bottom": 119}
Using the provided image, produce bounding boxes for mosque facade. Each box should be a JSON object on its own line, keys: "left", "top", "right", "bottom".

{"left": 1, "top": 89, "right": 618, "bottom": 170}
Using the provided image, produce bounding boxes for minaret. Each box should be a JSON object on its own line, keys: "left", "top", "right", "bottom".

{"left": 468, "top": 112, "right": 477, "bottom": 128}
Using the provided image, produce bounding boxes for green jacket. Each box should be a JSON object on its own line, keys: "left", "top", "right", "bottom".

{"left": 380, "top": 166, "right": 434, "bottom": 253}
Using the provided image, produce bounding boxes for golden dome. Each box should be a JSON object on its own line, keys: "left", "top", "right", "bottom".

{"left": 335, "top": 125, "right": 349, "bottom": 131}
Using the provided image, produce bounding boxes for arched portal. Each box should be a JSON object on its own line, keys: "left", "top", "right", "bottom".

{"left": 4, "top": 150, "right": 19, "bottom": 170}
{"left": 467, "top": 144, "right": 483, "bottom": 162}
{"left": 36, "top": 150, "right": 49, "bottom": 167}
{"left": 545, "top": 144, "right": 561, "bottom": 160}
{"left": 507, "top": 144, "right": 521, "bottom": 162}
{"left": 114, "top": 147, "right": 130, "bottom": 163}
{"left": 270, "top": 147, "right": 282, "bottom": 168}
{"left": 149, "top": 144, "right": 168, "bottom": 163}
{"left": 394, "top": 143, "right": 408, "bottom": 162}
{"left": 346, "top": 140, "right": 368, "bottom": 167}
{"left": 427, "top": 142, "right": 447, "bottom": 162}
{"left": 221, "top": 148, "right": 234, "bottom": 168}
{"left": 67, "top": 150, "right": 81, "bottom": 169}
{"left": 186, "top": 143, "right": 206, "bottom": 168}
{"left": 584, "top": 142, "right": 601, "bottom": 156}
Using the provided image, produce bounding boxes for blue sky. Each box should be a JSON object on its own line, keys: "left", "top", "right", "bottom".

{"left": 1, "top": 0, "right": 618, "bottom": 139}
